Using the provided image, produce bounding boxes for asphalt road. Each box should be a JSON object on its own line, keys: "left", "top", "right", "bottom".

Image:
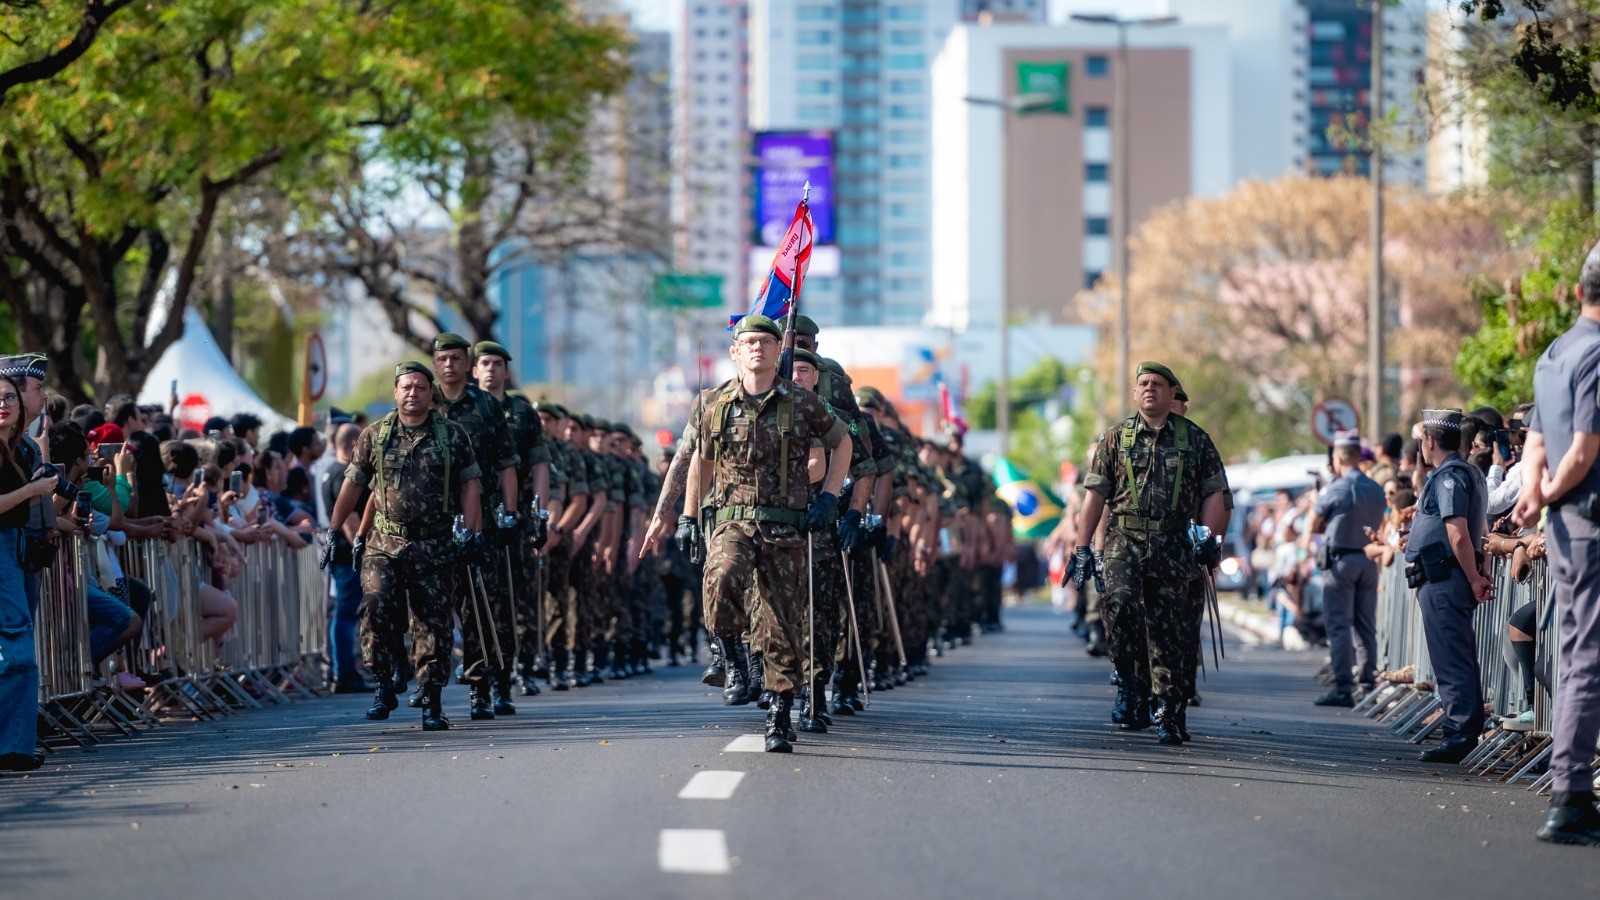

{"left": 3, "top": 605, "right": 1596, "bottom": 899}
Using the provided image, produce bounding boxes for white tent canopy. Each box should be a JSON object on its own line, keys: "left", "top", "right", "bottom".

{"left": 136, "top": 308, "right": 298, "bottom": 436}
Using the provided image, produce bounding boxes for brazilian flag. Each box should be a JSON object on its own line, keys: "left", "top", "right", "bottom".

{"left": 992, "top": 457, "right": 1064, "bottom": 540}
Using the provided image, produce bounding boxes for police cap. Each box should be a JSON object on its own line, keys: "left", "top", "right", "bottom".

{"left": 1421, "top": 408, "right": 1464, "bottom": 431}
{"left": 0, "top": 353, "right": 47, "bottom": 382}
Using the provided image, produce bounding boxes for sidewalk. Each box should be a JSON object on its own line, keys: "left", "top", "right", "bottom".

{"left": 1215, "top": 594, "right": 1308, "bottom": 650}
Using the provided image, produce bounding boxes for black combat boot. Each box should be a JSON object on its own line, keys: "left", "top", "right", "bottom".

{"left": 828, "top": 671, "right": 855, "bottom": 717}
{"left": 551, "top": 648, "right": 571, "bottom": 691}
{"left": 421, "top": 685, "right": 450, "bottom": 731}
{"left": 799, "top": 682, "right": 828, "bottom": 734}
{"left": 722, "top": 640, "right": 751, "bottom": 706}
{"left": 390, "top": 663, "right": 410, "bottom": 697}
{"left": 492, "top": 675, "right": 517, "bottom": 716}
{"left": 1085, "top": 621, "right": 1108, "bottom": 657}
{"left": 366, "top": 669, "right": 399, "bottom": 720}
{"left": 1157, "top": 698, "right": 1187, "bottom": 745}
{"left": 701, "top": 635, "right": 728, "bottom": 688}
{"left": 572, "top": 646, "right": 593, "bottom": 687}
{"left": 750, "top": 649, "right": 772, "bottom": 710}
{"left": 638, "top": 639, "right": 654, "bottom": 675}
{"left": 517, "top": 663, "right": 541, "bottom": 697}
{"left": 1537, "top": 792, "right": 1600, "bottom": 846}
{"left": 1111, "top": 682, "right": 1152, "bottom": 730}
{"left": 764, "top": 693, "right": 794, "bottom": 753}
{"left": 469, "top": 682, "right": 495, "bottom": 720}
{"left": 408, "top": 682, "right": 425, "bottom": 709}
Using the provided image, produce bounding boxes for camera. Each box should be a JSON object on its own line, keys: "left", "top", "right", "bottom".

{"left": 37, "top": 463, "right": 78, "bottom": 500}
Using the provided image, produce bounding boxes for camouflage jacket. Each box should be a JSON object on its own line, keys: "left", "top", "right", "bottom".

{"left": 696, "top": 377, "right": 845, "bottom": 514}
{"left": 440, "top": 383, "right": 518, "bottom": 515}
{"left": 500, "top": 393, "right": 551, "bottom": 499}
{"left": 345, "top": 411, "right": 482, "bottom": 539}
{"left": 1085, "top": 413, "right": 1229, "bottom": 534}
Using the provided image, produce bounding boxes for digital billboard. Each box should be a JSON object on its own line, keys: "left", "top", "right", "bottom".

{"left": 751, "top": 131, "right": 834, "bottom": 247}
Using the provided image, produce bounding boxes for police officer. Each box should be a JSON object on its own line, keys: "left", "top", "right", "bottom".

{"left": 1301, "top": 431, "right": 1385, "bottom": 706}
{"left": 328, "top": 362, "right": 483, "bottom": 731}
{"left": 1071, "top": 362, "right": 1230, "bottom": 745}
{"left": 472, "top": 341, "right": 552, "bottom": 696}
{"left": 1515, "top": 242, "right": 1600, "bottom": 846}
{"left": 682, "top": 315, "right": 852, "bottom": 752}
{"left": 431, "top": 332, "right": 520, "bottom": 719}
{"left": 1406, "top": 408, "right": 1491, "bottom": 763}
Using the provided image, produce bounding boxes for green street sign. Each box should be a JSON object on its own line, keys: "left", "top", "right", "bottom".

{"left": 652, "top": 273, "right": 724, "bottom": 309}
{"left": 1015, "top": 61, "right": 1070, "bottom": 115}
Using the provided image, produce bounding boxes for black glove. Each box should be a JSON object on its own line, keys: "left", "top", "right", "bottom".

{"left": 675, "top": 515, "right": 702, "bottom": 562}
{"left": 806, "top": 492, "right": 840, "bottom": 533}
{"left": 351, "top": 536, "right": 366, "bottom": 571}
{"left": 837, "top": 509, "right": 863, "bottom": 553}
{"left": 882, "top": 533, "right": 898, "bottom": 558}
{"left": 529, "top": 511, "right": 549, "bottom": 551}
{"left": 318, "top": 534, "right": 336, "bottom": 571}
{"left": 1092, "top": 550, "right": 1107, "bottom": 595}
{"left": 1065, "top": 545, "right": 1095, "bottom": 590}
{"left": 454, "top": 530, "right": 486, "bottom": 564}
{"left": 1195, "top": 535, "right": 1223, "bottom": 570}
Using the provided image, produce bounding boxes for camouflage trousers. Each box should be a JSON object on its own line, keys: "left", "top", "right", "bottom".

{"left": 543, "top": 544, "right": 574, "bottom": 670}
{"left": 702, "top": 520, "right": 805, "bottom": 695}
{"left": 359, "top": 535, "right": 456, "bottom": 690}
{"left": 459, "top": 529, "right": 516, "bottom": 685}
{"left": 979, "top": 564, "right": 1003, "bottom": 627}
{"left": 802, "top": 528, "right": 844, "bottom": 687}
{"left": 506, "top": 537, "right": 545, "bottom": 673}
{"left": 837, "top": 547, "right": 879, "bottom": 685}
{"left": 1101, "top": 531, "right": 1202, "bottom": 701}
{"left": 663, "top": 566, "right": 702, "bottom": 656}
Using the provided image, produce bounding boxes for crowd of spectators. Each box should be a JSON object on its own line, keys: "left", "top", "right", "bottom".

{"left": 1241, "top": 405, "right": 1547, "bottom": 734}
{"left": 0, "top": 358, "right": 365, "bottom": 773}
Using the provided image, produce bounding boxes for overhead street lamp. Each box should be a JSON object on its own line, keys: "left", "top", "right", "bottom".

{"left": 1070, "top": 13, "right": 1178, "bottom": 416}
{"left": 964, "top": 92, "right": 1058, "bottom": 456}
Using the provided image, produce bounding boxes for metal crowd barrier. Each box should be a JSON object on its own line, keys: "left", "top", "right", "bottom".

{"left": 1353, "top": 553, "right": 1563, "bottom": 792}
{"left": 33, "top": 534, "right": 330, "bottom": 752}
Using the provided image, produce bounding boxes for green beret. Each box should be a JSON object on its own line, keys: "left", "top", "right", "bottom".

{"left": 579, "top": 413, "right": 597, "bottom": 430}
{"left": 855, "top": 385, "right": 885, "bottom": 409}
{"left": 821, "top": 357, "right": 846, "bottom": 377}
{"left": 474, "top": 340, "right": 512, "bottom": 362}
{"left": 792, "top": 348, "right": 821, "bottom": 369}
{"left": 1174, "top": 385, "right": 1189, "bottom": 403}
{"left": 394, "top": 361, "right": 435, "bottom": 384}
{"left": 534, "top": 401, "right": 570, "bottom": 418}
{"left": 777, "top": 314, "right": 819, "bottom": 337}
{"left": 432, "top": 332, "right": 471, "bottom": 352}
{"left": 1136, "top": 361, "right": 1179, "bottom": 388}
{"left": 733, "top": 315, "right": 782, "bottom": 340}
{"left": 608, "top": 421, "right": 630, "bottom": 435}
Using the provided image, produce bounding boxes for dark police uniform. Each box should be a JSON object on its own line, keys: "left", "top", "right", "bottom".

{"left": 1313, "top": 436, "right": 1386, "bottom": 697}
{"left": 1404, "top": 409, "right": 1488, "bottom": 754}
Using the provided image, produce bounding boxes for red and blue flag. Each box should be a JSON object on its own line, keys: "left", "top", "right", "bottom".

{"left": 731, "top": 197, "right": 814, "bottom": 329}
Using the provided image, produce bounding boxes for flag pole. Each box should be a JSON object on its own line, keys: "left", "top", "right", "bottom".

{"left": 776, "top": 181, "right": 810, "bottom": 382}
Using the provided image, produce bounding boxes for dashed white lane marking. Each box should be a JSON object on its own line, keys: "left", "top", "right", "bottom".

{"left": 678, "top": 770, "right": 745, "bottom": 800}
{"left": 722, "top": 734, "right": 766, "bottom": 753}
{"left": 658, "top": 829, "right": 731, "bottom": 874}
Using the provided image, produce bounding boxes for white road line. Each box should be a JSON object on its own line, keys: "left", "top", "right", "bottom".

{"left": 658, "top": 829, "right": 731, "bottom": 874}
{"left": 722, "top": 734, "right": 767, "bottom": 753}
{"left": 678, "top": 770, "right": 745, "bottom": 800}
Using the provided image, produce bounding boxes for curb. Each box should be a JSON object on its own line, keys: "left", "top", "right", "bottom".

{"left": 1215, "top": 596, "right": 1307, "bottom": 651}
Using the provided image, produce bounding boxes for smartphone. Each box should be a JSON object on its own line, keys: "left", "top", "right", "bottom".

{"left": 95, "top": 442, "right": 123, "bottom": 461}
{"left": 169, "top": 379, "right": 179, "bottom": 399}
{"left": 192, "top": 467, "right": 207, "bottom": 488}
{"left": 229, "top": 472, "right": 243, "bottom": 495}
{"left": 72, "top": 491, "right": 92, "bottom": 521}
{"left": 85, "top": 465, "right": 108, "bottom": 484}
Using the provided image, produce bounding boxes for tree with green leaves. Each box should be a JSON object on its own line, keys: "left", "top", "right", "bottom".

{"left": 0, "top": 0, "right": 628, "bottom": 404}
{"left": 0, "top": 0, "right": 135, "bottom": 108}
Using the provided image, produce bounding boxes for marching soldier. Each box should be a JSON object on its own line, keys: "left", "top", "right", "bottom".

{"left": 472, "top": 341, "right": 552, "bottom": 697}
{"left": 1070, "top": 362, "right": 1231, "bottom": 745}
{"left": 431, "top": 333, "right": 520, "bottom": 720}
{"left": 681, "top": 315, "right": 852, "bottom": 752}
{"left": 328, "top": 362, "right": 483, "bottom": 731}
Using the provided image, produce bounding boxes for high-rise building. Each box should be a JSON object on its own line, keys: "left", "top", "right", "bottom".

{"left": 748, "top": 1, "right": 1045, "bottom": 328}
{"left": 678, "top": 0, "right": 751, "bottom": 315}
{"left": 928, "top": 19, "right": 1233, "bottom": 331}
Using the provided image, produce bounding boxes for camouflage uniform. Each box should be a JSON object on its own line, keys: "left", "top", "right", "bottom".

{"left": 1085, "top": 413, "right": 1229, "bottom": 702}
{"left": 544, "top": 434, "right": 589, "bottom": 680}
{"left": 698, "top": 377, "right": 846, "bottom": 696}
{"left": 500, "top": 392, "right": 550, "bottom": 679}
{"left": 346, "top": 411, "right": 482, "bottom": 690}
{"left": 439, "top": 383, "right": 520, "bottom": 684}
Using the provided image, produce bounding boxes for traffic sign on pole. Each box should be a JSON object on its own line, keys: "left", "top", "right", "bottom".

{"left": 1311, "top": 398, "right": 1360, "bottom": 445}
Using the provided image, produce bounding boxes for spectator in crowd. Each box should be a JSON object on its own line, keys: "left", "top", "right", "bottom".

{"left": 0, "top": 372, "right": 56, "bottom": 772}
{"left": 107, "top": 399, "right": 146, "bottom": 435}
{"left": 1369, "top": 434, "right": 1403, "bottom": 490}
{"left": 69, "top": 404, "right": 105, "bottom": 435}
{"left": 320, "top": 422, "right": 366, "bottom": 692}
{"left": 229, "top": 413, "right": 263, "bottom": 450}
{"left": 202, "top": 416, "right": 232, "bottom": 440}
{"left": 281, "top": 467, "right": 316, "bottom": 522}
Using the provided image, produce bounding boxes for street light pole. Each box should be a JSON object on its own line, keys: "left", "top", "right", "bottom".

{"left": 1368, "top": 1, "right": 1385, "bottom": 439}
{"left": 1072, "top": 14, "right": 1177, "bottom": 415}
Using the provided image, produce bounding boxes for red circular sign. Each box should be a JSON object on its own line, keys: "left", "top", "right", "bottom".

{"left": 177, "top": 394, "right": 212, "bottom": 434}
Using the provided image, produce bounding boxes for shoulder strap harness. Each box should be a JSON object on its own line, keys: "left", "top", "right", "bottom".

{"left": 374, "top": 412, "right": 452, "bottom": 516}
{"left": 1121, "top": 416, "right": 1189, "bottom": 515}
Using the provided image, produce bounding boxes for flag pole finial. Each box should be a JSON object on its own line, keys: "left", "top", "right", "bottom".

{"left": 802, "top": 180, "right": 811, "bottom": 202}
